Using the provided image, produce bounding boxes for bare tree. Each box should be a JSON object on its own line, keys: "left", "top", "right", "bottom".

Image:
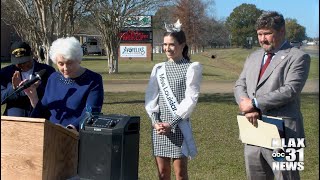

{"left": 152, "top": 6, "right": 175, "bottom": 49}
{"left": 1, "top": 0, "right": 90, "bottom": 65}
{"left": 201, "top": 18, "right": 230, "bottom": 48}
{"left": 153, "top": 1, "right": 219, "bottom": 51}
{"left": 174, "top": 0, "right": 207, "bottom": 54}
{"left": 86, "top": 0, "right": 170, "bottom": 74}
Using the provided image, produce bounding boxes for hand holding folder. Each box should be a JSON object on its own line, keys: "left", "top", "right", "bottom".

{"left": 237, "top": 115, "right": 284, "bottom": 149}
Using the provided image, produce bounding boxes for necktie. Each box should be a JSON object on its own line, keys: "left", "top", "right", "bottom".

{"left": 259, "top": 53, "right": 274, "bottom": 80}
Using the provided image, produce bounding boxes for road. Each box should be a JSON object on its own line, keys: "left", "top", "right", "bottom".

{"left": 301, "top": 45, "right": 319, "bottom": 57}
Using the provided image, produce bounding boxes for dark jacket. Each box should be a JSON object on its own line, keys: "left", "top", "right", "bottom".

{"left": 1, "top": 60, "right": 56, "bottom": 116}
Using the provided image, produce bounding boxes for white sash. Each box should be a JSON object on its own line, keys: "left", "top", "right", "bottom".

{"left": 156, "top": 63, "right": 197, "bottom": 159}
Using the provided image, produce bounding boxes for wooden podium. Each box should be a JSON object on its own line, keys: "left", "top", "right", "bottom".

{"left": 1, "top": 116, "right": 79, "bottom": 180}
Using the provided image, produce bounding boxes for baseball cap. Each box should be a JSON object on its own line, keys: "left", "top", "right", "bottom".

{"left": 11, "top": 41, "right": 32, "bottom": 65}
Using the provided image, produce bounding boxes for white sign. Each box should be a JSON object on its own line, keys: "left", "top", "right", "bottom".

{"left": 120, "top": 46, "right": 147, "bottom": 57}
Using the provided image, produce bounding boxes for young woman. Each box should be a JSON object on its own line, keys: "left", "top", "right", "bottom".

{"left": 145, "top": 20, "right": 202, "bottom": 180}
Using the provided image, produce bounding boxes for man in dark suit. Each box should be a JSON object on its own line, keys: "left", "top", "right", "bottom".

{"left": 234, "top": 11, "right": 310, "bottom": 180}
{"left": 1, "top": 41, "right": 56, "bottom": 117}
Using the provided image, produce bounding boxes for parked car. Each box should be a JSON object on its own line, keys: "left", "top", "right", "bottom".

{"left": 290, "top": 41, "right": 301, "bottom": 49}
{"left": 82, "top": 39, "right": 102, "bottom": 55}
{"left": 307, "top": 41, "right": 316, "bottom": 46}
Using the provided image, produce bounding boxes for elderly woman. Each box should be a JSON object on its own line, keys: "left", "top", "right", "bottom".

{"left": 24, "top": 37, "right": 104, "bottom": 131}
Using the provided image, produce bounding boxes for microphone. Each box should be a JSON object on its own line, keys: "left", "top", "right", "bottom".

{"left": 1, "top": 69, "right": 47, "bottom": 104}
{"left": 14, "top": 69, "right": 47, "bottom": 94}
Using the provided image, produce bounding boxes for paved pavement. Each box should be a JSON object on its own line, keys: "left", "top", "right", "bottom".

{"left": 104, "top": 79, "right": 319, "bottom": 93}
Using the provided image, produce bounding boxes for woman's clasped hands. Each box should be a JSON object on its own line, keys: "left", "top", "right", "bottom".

{"left": 154, "top": 122, "right": 172, "bottom": 135}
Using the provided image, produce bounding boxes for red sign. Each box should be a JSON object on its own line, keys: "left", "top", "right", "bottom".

{"left": 119, "top": 30, "right": 151, "bottom": 41}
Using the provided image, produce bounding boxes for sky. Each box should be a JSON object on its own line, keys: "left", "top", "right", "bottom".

{"left": 214, "top": 0, "right": 319, "bottom": 38}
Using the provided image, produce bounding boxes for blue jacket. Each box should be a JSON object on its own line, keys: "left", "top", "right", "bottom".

{"left": 1, "top": 60, "right": 56, "bottom": 116}
{"left": 30, "top": 69, "right": 104, "bottom": 130}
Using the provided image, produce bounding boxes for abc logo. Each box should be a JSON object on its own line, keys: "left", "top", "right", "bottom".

{"left": 272, "top": 148, "right": 285, "bottom": 162}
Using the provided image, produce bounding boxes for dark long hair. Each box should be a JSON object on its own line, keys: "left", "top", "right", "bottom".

{"left": 164, "top": 30, "right": 190, "bottom": 61}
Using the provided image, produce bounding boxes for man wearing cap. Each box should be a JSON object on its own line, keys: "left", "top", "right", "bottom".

{"left": 1, "top": 41, "right": 55, "bottom": 117}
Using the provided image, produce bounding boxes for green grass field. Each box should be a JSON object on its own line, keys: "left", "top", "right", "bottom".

{"left": 2, "top": 48, "right": 318, "bottom": 81}
{"left": 104, "top": 92, "right": 318, "bottom": 180}
{"left": 1, "top": 92, "right": 318, "bottom": 179}
{"left": 80, "top": 48, "right": 319, "bottom": 81}
{"left": 1, "top": 48, "right": 318, "bottom": 179}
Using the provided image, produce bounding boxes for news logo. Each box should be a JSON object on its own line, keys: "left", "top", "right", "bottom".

{"left": 272, "top": 148, "right": 285, "bottom": 162}
{"left": 271, "top": 138, "right": 305, "bottom": 171}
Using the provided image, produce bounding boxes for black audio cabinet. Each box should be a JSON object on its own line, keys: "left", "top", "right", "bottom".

{"left": 77, "top": 114, "right": 140, "bottom": 180}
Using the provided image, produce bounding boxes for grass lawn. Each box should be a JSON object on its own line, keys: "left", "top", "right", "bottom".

{"left": 104, "top": 92, "right": 318, "bottom": 180}
{"left": 81, "top": 48, "right": 319, "bottom": 81}
{"left": 1, "top": 47, "right": 318, "bottom": 81}
{"left": 1, "top": 48, "right": 318, "bottom": 179}
{"left": 1, "top": 92, "right": 318, "bottom": 179}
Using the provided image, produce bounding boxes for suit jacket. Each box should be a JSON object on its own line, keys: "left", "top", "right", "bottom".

{"left": 1, "top": 60, "right": 56, "bottom": 116}
{"left": 234, "top": 41, "right": 311, "bottom": 139}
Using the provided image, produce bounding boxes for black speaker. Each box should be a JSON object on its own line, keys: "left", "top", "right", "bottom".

{"left": 77, "top": 114, "right": 140, "bottom": 180}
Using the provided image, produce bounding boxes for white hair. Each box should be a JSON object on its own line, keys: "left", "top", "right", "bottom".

{"left": 49, "top": 37, "right": 83, "bottom": 64}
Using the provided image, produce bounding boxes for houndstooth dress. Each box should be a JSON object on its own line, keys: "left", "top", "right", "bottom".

{"left": 145, "top": 58, "right": 202, "bottom": 158}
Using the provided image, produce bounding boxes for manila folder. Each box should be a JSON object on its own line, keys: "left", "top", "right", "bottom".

{"left": 237, "top": 115, "right": 281, "bottom": 149}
